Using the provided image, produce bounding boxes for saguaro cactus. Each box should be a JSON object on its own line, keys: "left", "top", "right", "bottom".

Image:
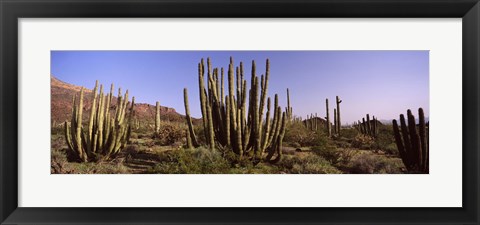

{"left": 336, "top": 96, "right": 342, "bottom": 134}
{"left": 64, "top": 81, "right": 135, "bottom": 162}
{"left": 392, "top": 108, "right": 429, "bottom": 173}
{"left": 325, "top": 99, "right": 331, "bottom": 137}
{"left": 155, "top": 101, "right": 161, "bottom": 134}
{"left": 286, "top": 88, "right": 293, "bottom": 121}
{"left": 183, "top": 57, "right": 287, "bottom": 163}
{"left": 333, "top": 108, "right": 337, "bottom": 135}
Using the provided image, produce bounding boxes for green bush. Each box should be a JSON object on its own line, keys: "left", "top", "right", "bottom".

{"left": 311, "top": 145, "right": 357, "bottom": 166}
{"left": 284, "top": 121, "right": 328, "bottom": 147}
{"left": 151, "top": 147, "right": 231, "bottom": 174}
{"left": 351, "top": 134, "right": 375, "bottom": 149}
{"left": 338, "top": 127, "right": 360, "bottom": 140}
{"left": 51, "top": 148, "right": 130, "bottom": 174}
{"left": 311, "top": 145, "right": 340, "bottom": 165}
{"left": 382, "top": 143, "right": 398, "bottom": 155}
{"left": 278, "top": 154, "right": 341, "bottom": 174}
{"left": 372, "top": 125, "right": 397, "bottom": 154}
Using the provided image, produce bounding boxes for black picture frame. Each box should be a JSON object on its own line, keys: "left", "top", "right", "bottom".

{"left": 1, "top": 0, "right": 479, "bottom": 224}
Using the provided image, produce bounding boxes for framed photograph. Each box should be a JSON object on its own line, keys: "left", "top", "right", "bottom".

{"left": 1, "top": 0, "right": 479, "bottom": 224}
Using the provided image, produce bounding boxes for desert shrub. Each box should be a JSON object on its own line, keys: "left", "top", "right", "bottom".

{"left": 311, "top": 145, "right": 340, "bottom": 165}
{"left": 284, "top": 121, "right": 328, "bottom": 147}
{"left": 333, "top": 139, "right": 351, "bottom": 148}
{"left": 51, "top": 148, "right": 130, "bottom": 174}
{"left": 351, "top": 134, "right": 375, "bottom": 149}
{"left": 51, "top": 148, "right": 75, "bottom": 174}
{"left": 153, "top": 123, "right": 185, "bottom": 146}
{"left": 382, "top": 143, "right": 398, "bottom": 155}
{"left": 372, "top": 125, "right": 397, "bottom": 154}
{"left": 288, "top": 142, "right": 301, "bottom": 148}
{"left": 347, "top": 153, "right": 404, "bottom": 174}
{"left": 135, "top": 125, "right": 152, "bottom": 135}
{"left": 278, "top": 154, "right": 341, "bottom": 174}
{"left": 51, "top": 126, "right": 64, "bottom": 135}
{"left": 338, "top": 127, "right": 360, "bottom": 140}
{"left": 129, "top": 132, "right": 139, "bottom": 139}
{"left": 194, "top": 126, "right": 207, "bottom": 145}
{"left": 151, "top": 147, "right": 231, "bottom": 174}
{"left": 337, "top": 148, "right": 358, "bottom": 165}
{"left": 228, "top": 161, "right": 282, "bottom": 174}
{"left": 311, "top": 144, "right": 357, "bottom": 166}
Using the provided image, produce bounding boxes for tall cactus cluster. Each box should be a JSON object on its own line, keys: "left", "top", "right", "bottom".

{"left": 64, "top": 81, "right": 135, "bottom": 162}
{"left": 183, "top": 57, "right": 287, "bottom": 163}
{"left": 305, "top": 113, "right": 320, "bottom": 131}
{"left": 392, "top": 108, "right": 429, "bottom": 173}
{"left": 354, "top": 114, "right": 378, "bottom": 138}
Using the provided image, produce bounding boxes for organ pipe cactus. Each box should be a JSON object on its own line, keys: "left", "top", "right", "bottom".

{"left": 183, "top": 57, "right": 286, "bottom": 163}
{"left": 64, "top": 81, "right": 135, "bottom": 162}
{"left": 392, "top": 108, "right": 429, "bottom": 173}
{"left": 183, "top": 88, "right": 199, "bottom": 148}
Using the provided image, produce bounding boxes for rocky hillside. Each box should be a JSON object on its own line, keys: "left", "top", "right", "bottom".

{"left": 51, "top": 75, "right": 193, "bottom": 125}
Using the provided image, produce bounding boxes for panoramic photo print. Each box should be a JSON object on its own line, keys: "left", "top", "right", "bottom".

{"left": 51, "top": 51, "right": 429, "bottom": 174}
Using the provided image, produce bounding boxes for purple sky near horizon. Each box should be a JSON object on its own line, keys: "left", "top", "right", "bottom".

{"left": 51, "top": 51, "right": 429, "bottom": 124}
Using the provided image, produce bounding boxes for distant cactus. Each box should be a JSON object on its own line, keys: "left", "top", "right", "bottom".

{"left": 286, "top": 88, "right": 293, "bottom": 121}
{"left": 336, "top": 96, "right": 342, "bottom": 134}
{"left": 333, "top": 108, "right": 337, "bottom": 134}
{"left": 64, "top": 81, "right": 134, "bottom": 162}
{"left": 155, "top": 101, "right": 161, "bottom": 134}
{"left": 392, "top": 108, "right": 429, "bottom": 173}
{"left": 356, "top": 114, "right": 378, "bottom": 138}
{"left": 325, "top": 99, "right": 331, "bottom": 136}
{"left": 184, "top": 57, "right": 287, "bottom": 163}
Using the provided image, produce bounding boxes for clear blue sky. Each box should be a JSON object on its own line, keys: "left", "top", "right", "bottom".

{"left": 51, "top": 51, "right": 429, "bottom": 123}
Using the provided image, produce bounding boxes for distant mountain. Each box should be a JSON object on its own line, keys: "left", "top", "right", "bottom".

{"left": 50, "top": 75, "right": 197, "bottom": 125}
{"left": 379, "top": 119, "right": 393, "bottom": 125}
{"left": 379, "top": 117, "right": 429, "bottom": 125}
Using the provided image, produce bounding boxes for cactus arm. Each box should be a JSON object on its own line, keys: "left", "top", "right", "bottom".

{"left": 198, "top": 60, "right": 209, "bottom": 142}
{"left": 418, "top": 108, "right": 428, "bottom": 171}
{"left": 76, "top": 88, "right": 85, "bottom": 161}
{"left": 336, "top": 96, "right": 341, "bottom": 134}
{"left": 183, "top": 88, "right": 199, "bottom": 147}
{"left": 206, "top": 103, "right": 215, "bottom": 150}
{"left": 87, "top": 80, "right": 99, "bottom": 155}
{"left": 225, "top": 96, "right": 231, "bottom": 147}
{"left": 64, "top": 121, "right": 74, "bottom": 152}
{"left": 406, "top": 110, "right": 421, "bottom": 169}
{"left": 261, "top": 97, "right": 271, "bottom": 152}
{"left": 392, "top": 119, "right": 409, "bottom": 168}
